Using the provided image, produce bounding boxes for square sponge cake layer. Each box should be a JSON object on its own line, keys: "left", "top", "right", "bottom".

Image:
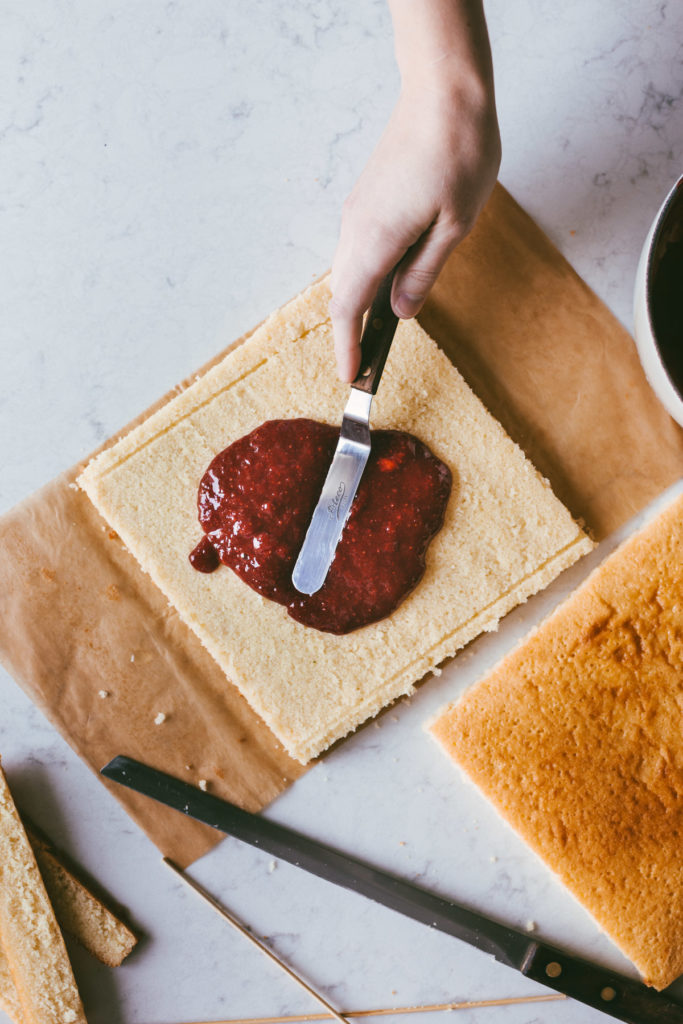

{"left": 79, "top": 278, "right": 591, "bottom": 764}
{"left": 431, "top": 493, "right": 683, "bottom": 990}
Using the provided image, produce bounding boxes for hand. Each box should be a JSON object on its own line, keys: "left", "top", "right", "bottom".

{"left": 330, "top": 0, "right": 501, "bottom": 381}
{"left": 331, "top": 79, "right": 500, "bottom": 381}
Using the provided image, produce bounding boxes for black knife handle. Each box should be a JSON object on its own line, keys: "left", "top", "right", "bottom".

{"left": 351, "top": 270, "right": 399, "bottom": 395}
{"left": 523, "top": 941, "right": 683, "bottom": 1024}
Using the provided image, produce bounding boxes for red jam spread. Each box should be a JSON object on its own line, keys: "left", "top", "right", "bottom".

{"left": 189, "top": 418, "right": 451, "bottom": 634}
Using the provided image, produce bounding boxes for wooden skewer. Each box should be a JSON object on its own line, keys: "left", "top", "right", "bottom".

{"left": 164, "top": 859, "right": 566, "bottom": 1024}
{"left": 163, "top": 859, "right": 351, "bottom": 1024}
{"left": 176, "top": 992, "right": 566, "bottom": 1024}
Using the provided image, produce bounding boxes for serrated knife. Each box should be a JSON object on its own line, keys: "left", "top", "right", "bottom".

{"left": 101, "top": 755, "right": 683, "bottom": 1024}
{"left": 291, "top": 271, "right": 399, "bottom": 595}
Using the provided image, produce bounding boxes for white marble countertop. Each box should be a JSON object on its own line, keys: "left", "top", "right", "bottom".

{"left": 1, "top": 3, "right": 683, "bottom": 1023}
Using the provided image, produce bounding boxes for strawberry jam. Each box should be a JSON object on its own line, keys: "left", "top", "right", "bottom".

{"left": 190, "top": 418, "right": 451, "bottom": 634}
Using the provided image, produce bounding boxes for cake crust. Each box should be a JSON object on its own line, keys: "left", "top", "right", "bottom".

{"left": 0, "top": 764, "right": 87, "bottom": 1024}
{"left": 431, "top": 494, "right": 683, "bottom": 990}
{"left": 26, "top": 826, "right": 137, "bottom": 968}
{"left": 79, "top": 278, "right": 591, "bottom": 763}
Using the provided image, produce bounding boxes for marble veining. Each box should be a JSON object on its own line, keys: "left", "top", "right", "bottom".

{"left": 1, "top": 2, "right": 683, "bottom": 1022}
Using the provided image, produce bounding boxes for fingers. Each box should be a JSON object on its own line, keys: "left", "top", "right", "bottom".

{"left": 330, "top": 201, "right": 420, "bottom": 382}
{"left": 330, "top": 255, "right": 405, "bottom": 382}
{"left": 331, "top": 207, "right": 475, "bottom": 385}
{"left": 392, "top": 215, "right": 472, "bottom": 320}
{"left": 329, "top": 305, "right": 364, "bottom": 383}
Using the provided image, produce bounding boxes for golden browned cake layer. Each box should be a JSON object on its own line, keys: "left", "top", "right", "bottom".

{"left": 79, "top": 278, "right": 591, "bottom": 763}
{"left": 431, "top": 493, "right": 683, "bottom": 990}
{"left": 0, "top": 764, "right": 87, "bottom": 1024}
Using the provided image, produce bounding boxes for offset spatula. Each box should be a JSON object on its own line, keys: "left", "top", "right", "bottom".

{"left": 292, "top": 271, "right": 399, "bottom": 595}
{"left": 101, "top": 755, "right": 683, "bottom": 1024}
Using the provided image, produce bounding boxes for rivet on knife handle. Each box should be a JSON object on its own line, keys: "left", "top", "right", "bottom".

{"left": 522, "top": 942, "right": 683, "bottom": 1024}
{"left": 351, "top": 270, "right": 399, "bottom": 395}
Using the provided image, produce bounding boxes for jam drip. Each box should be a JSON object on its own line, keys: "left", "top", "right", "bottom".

{"left": 189, "top": 536, "right": 220, "bottom": 573}
{"left": 190, "top": 418, "right": 451, "bottom": 634}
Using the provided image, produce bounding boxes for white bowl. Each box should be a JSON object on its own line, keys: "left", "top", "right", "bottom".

{"left": 633, "top": 174, "right": 683, "bottom": 426}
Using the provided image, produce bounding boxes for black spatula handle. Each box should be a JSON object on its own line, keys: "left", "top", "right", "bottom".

{"left": 352, "top": 270, "right": 399, "bottom": 395}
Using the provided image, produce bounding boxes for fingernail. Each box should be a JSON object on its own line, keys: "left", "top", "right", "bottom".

{"left": 395, "top": 292, "right": 423, "bottom": 318}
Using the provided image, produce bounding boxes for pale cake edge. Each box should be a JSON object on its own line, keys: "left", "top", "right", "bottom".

{"left": 0, "top": 763, "right": 86, "bottom": 1024}
{"left": 78, "top": 277, "right": 592, "bottom": 764}
{"left": 285, "top": 531, "right": 592, "bottom": 761}
{"left": 81, "top": 487, "right": 590, "bottom": 763}
{"left": 0, "top": 953, "right": 23, "bottom": 1024}
{"left": 78, "top": 278, "right": 332, "bottom": 487}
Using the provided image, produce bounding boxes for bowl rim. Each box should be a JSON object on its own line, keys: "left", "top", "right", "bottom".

{"left": 634, "top": 173, "right": 683, "bottom": 423}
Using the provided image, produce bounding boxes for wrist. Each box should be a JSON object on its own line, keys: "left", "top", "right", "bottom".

{"left": 399, "top": 57, "right": 494, "bottom": 111}
{"left": 390, "top": 0, "right": 495, "bottom": 106}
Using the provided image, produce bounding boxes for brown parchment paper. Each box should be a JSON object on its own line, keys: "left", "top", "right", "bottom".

{"left": 419, "top": 186, "right": 683, "bottom": 536}
{"left": 1, "top": 183, "right": 682, "bottom": 867}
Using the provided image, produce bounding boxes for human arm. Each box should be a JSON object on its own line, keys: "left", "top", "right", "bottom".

{"left": 330, "top": 0, "right": 501, "bottom": 380}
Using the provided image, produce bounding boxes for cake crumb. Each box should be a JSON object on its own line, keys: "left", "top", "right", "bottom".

{"left": 198, "top": 779, "right": 208, "bottom": 791}
{"left": 525, "top": 920, "right": 536, "bottom": 932}
{"left": 185, "top": 764, "right": 192, "bottom": 771}
{"left": 432, "top": 666, "right": 442, "bottom": 677}
{"left": 98, "top": 689, "right": 109, "bottom": 699}
{"left": 489, "top": 855, "right": 498, "bottom": 863}
{"left": 130, "top": 653, "right": 135, "bottom": 663}
{"left": 268, "top": 860, "right": 277, "bottom": 873}
{"left": 154, "top": 712, "right": 167, "bottom": 725}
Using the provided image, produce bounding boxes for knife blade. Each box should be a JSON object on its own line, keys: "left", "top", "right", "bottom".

{"left": 291, "top": 271, "right": 399, "bottom": 595}
{"left": 101, "top": 755, "right": 683, "bottom": 1024}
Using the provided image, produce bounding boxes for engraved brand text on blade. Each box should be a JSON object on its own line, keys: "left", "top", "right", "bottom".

{"left": 327, "top": 482, "right": 345, "bottom": 520}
